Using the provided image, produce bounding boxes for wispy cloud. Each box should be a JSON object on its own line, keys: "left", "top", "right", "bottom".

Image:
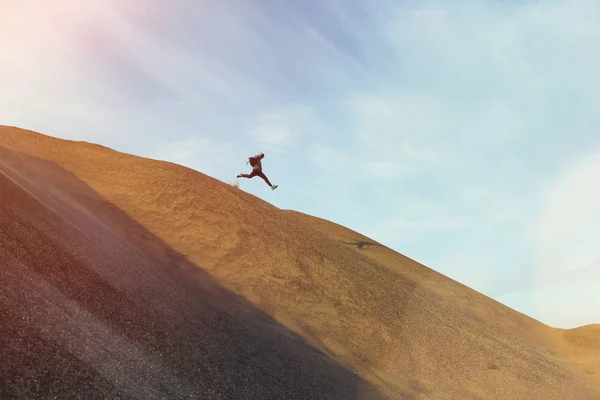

{"left": 248, "top": 105, "right": 325, "bottom": 154}
{"left": 152, "top": 136, "right": 235, "bottom": 177}
{"left": 531, "top": 153, "right": 600, "bottom": 279}
{"left": 493, "top": 152, "right": 600, "bottom": 326}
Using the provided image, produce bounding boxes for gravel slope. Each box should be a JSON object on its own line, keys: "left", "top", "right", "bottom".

{"left": 0, "top": 128, "right": 382, "bottom": 399}
{"left": 1, "top": 125, "right": 598, "bottom": 399}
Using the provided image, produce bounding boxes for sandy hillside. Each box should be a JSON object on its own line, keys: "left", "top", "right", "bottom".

{"left": 0, "top": 125, "right": 599, "bottom": 399}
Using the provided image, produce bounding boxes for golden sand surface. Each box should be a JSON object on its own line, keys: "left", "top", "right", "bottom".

{"left": 1, "top": 125, "right": 598, "bottom": 399}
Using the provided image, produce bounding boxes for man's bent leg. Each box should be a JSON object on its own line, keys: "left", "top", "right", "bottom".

{"left": 240, "top": 170, "right": 259, "bottom": 178}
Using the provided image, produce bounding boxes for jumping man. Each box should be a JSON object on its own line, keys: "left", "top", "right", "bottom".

{"left": 237, "top": 152, "right": 278, "bottom": 190}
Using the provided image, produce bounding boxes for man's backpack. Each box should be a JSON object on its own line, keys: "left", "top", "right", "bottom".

{"left": 247, "top": 156, "right": 259, "bottom": 167}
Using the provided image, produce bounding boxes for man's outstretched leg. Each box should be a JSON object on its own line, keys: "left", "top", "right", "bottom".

{"left": 257, "top": 171, "right": 277, "bottom": 190}
{"left": 237, "top": 170, "right": 277, "bottom": 190}
{"left": 256, "top": 171, "right": 272, "bottom": 186}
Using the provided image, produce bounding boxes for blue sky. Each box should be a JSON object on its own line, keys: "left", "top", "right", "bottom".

{"left": 2, "top": 0, "right": 599, "bottom": 329}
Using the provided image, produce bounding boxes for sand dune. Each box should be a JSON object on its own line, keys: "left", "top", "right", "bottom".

{"left": 0, "top": 125, "right": 599, "bottom": 399}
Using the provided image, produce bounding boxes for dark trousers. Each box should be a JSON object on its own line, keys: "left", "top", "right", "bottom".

{"left": 241, "top": 169, "right": 272, "bottom": 186}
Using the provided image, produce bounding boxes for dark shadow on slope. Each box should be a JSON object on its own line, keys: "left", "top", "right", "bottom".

{"left": 340, "top": 240, "right": 380, "bottom": 250}
{"left": 0, "top": 147, "right": 386, "bottom": 400}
